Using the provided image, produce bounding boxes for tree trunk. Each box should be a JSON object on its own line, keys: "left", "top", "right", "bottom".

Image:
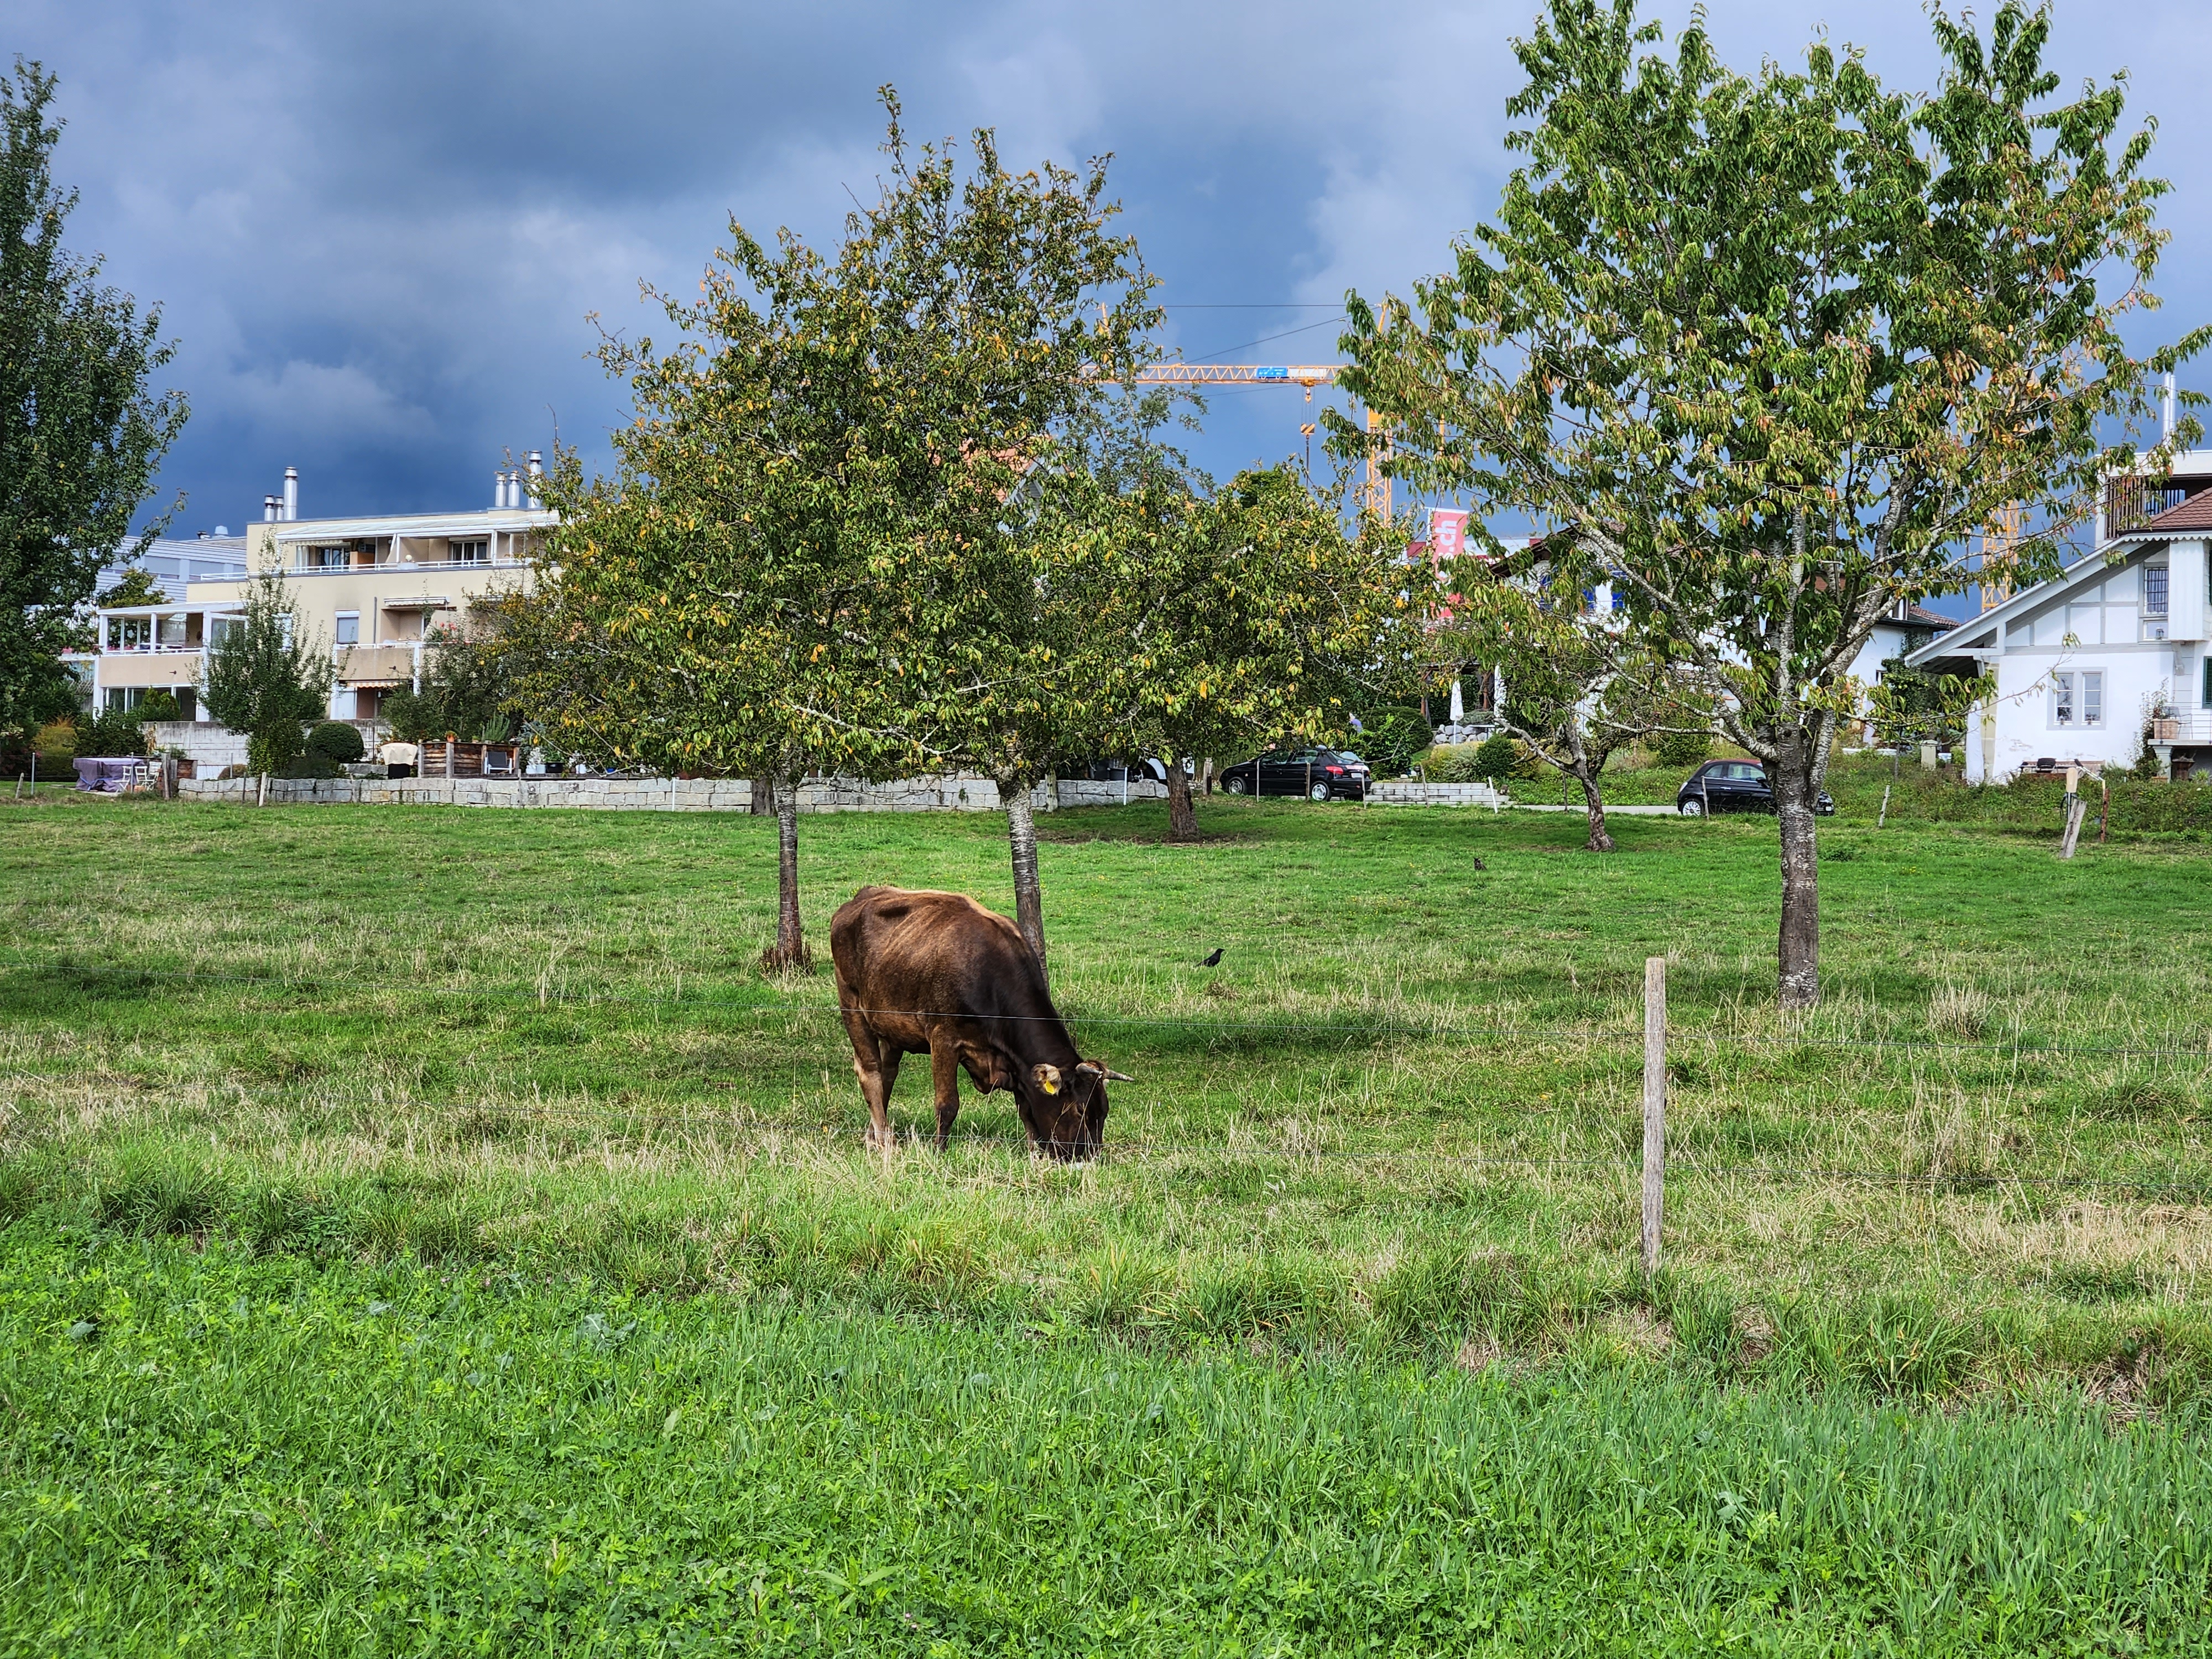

{"left": 760, "top": 775, "right": 810, "bottom": 972}
{"left": 1165, "top": 756, "right": 1199, "bottom": 841}
{"left": 1001, "top": 776, "right": 1047, "bottom": 983}
{"left": 748, "top": 775, "right": 773, "bottom": 815}
{"left": 1573, "top": 761, "right": 1614, "bottom": 852}
{"left": 1772, "top": 731, "right": 1821, "bottom": 1008}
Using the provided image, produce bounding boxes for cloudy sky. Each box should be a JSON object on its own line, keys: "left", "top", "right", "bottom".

{"left": 16, "top": 0, "right": 2212, "bottom": 541}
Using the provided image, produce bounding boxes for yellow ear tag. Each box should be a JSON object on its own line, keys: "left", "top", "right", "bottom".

{"left": 1041, "top": 1076, "right": 1060, "bottom": 1094}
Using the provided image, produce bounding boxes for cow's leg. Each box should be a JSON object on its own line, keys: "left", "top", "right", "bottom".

{"left": 929, "top": 1037, "right": 963, "bottom": 1152}
{"left": 842, "top": 1007, "right": 896, "bottom": 1150}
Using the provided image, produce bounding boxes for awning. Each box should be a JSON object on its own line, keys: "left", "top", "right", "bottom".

{"left": 379, "top": 597, "right": 450, "bottom": 611}
{"left": 345, "top": 679, "right": 406, "bottom": 689}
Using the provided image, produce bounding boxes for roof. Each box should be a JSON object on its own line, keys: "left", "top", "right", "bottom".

{"left": 2139, "top": 492, "right": 2212, "bottom": 534}
{"left": 1880, "top": 602, "right": 1957, "bottom": 630}
{"left": 1899, "top": 545, "right": 2126, "bottom": 669}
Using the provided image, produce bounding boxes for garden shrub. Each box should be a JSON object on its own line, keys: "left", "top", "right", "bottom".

{"left": 306, "top": 721, "right": 366, "bottom": 763}
{"left": 30, "top": 719, "right": 77, "bottom": 762}
{"left": 1355, "top": 708, "right": 1434, "bottom": 778}
{"left": 1472, "top": 732, "right": 1530, "bottom": 782}
{"left": 1651, "top": 728, "right": 1713, "bottom": 767}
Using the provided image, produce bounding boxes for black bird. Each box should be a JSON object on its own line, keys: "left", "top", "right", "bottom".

{"left": 1201, "top": 948, "right": 1224, "bottom": 968}
{"left": 1469, "top": 856, "right": 1486, "bottom": 872}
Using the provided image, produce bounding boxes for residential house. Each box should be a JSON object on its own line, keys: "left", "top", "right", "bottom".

{"left": 1905, "top": 452, "right": 2212, "bottom": 781}
{"left": 73, "top": 461, "right": 553, "bottom": 727}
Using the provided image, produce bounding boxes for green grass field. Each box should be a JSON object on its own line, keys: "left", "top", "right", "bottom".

{"left": 5, "top": 766, "right": 2212, "bottom": 1651}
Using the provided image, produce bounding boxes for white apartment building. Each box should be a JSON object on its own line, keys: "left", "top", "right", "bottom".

{"left": 73, "top": 461, "right": 552, "bottom": 723}
{"left": 1906, "top": 453, "right": 2212, "bottom": 781}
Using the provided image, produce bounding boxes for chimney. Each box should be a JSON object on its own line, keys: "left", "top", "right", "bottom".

{"left": 264, "top": 494, "right": 280, "bottom": 523}
{"left": 282, "top": 466, "right": 299, "bottom": 521}
{"left": 525, "top": 451, "right": 544, "bottom": 509}
{"left": 493, "top": 471, "right": 507, "bottom": 510}
{"left": 2164, "top": 373, "right": 2177, "bottom": 442}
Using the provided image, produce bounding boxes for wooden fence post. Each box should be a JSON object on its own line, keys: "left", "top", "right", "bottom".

{"left": 1642, "top": 955, "right": 1667, "bottom": 1276}
{"left": 1877, "top": 784, "right": 1890, "bottom": 828}
{"left": 2058, "top": 763, "right": 2085, "bottom": 860}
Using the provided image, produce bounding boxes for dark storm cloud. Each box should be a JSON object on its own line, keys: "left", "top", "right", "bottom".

{"left": 12, "top": 1, "right": 2212, "bottom": 540}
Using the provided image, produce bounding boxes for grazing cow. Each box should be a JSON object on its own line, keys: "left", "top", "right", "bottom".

{"left": 830, "top": 885, "right": 1130, "bottom": 1159}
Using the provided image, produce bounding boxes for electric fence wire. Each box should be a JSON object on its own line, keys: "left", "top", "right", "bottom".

{"left": 6, "top": 952, "right": 2210, "bottom": 1061}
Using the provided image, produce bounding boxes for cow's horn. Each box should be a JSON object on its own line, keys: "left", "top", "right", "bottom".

{"left": 1100, "top": 1067, "right": 1135, "bottom": 1082}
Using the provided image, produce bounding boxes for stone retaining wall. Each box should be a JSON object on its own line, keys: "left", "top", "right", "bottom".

{"left": 176, "top": 772, "right": 1171, "bottom": 813}
{"left": 1364, "top": 779, "right": 1506, "bottom": 809}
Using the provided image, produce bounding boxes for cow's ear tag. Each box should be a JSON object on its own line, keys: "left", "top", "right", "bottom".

{"left": 1032, "top": 1063, "right": 1062, "bottom": 1095}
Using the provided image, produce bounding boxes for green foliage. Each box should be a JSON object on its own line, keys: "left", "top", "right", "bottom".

{"left": 0, "top": 62, "right": 187, "bottom": 726}
{"left": 304, "top": 721, "right": 364, "bottom": 764}
{"left": 28, "top": 716, "right": 75, "bottom": 761}
{"left": 409, "top": 622, "right": 515, "bottom": 743}
{"left": 1472, "top": 731, "right": 1529, "bottom": 782}
{"left": 1867, "top": 659, "right": 1990, "bottom": 748}
{"left": 198, "top": 571, "right": 328, "bottom": 776}
{"left": 133, "top": 686, "right": 181, "bottom": 724}
{"left": 1355, "top": 707, "right": 1433, "bottom": 778}
{"left": 72, "top": 703, "right": 145, "bottom": 758}
{"left": 1651, "top": 727, "right": 1713, "bottom": 767}
{"left": 377, "top": 685, "right": 434, "bottom": 743}
{"left": 1340, "top": 0, "right": 2205, "bottom": 991}
{"left": 278, "top": 754, "right": 343, "bottom": 780}
{"left": 512, "top": 92, "right": 1159, "bottom": 795}
{"left": 1071, "top": 461, "right": 1426, "bottom": 780}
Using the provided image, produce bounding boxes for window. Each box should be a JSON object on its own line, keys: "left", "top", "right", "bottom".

{"left": 158, "top": 614, "right": 186, "bottom": 646}
{"left": 2144, "top": 565, "right": 2170, "bottom": 616}
{"left": 450, "top": 539, "right": 488, "bottom": 565}
{"left": 2203, "top": 655, "right": 2211, "bottom": 709}
{"left": 209, "top": 616, "right": 243, "bottom": 646}
{"left": 302, "top": 546, "right": 347, "bottom": 570}
{"left": 2052, "top": 670, "right": 2104, "bottom": 729}
{"left": 335, "top": 612, "right": 360, "bottom": 645}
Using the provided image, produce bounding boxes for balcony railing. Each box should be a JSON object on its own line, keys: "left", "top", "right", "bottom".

{"left": 2104, "top": 477, "right": 2189, "bottom": 537}
{"left": 285, "top": 555, "right": 524, "bottom": 576}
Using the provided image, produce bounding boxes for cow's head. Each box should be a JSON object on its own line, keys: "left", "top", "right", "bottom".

{"left": 1024, "top": 1059, "right": 1132, "bottom": 1160}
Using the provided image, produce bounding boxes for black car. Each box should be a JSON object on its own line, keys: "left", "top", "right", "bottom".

{"left": 1676, "top": 759, "right": 1834, "bottom": 817}
{"left": 1220, "top": 748, "right": 1370, "bottom": 801}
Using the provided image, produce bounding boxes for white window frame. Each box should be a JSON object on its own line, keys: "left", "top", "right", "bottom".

{"left": 334, "top": 611, "right": 361, "bottom": 645}
{"left": 2050, "top": 670, "right": 2105, "bottom": 731}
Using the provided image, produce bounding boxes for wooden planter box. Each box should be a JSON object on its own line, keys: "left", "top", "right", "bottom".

{"left": 419, "top": 739, "right": 525, "bottom": 779}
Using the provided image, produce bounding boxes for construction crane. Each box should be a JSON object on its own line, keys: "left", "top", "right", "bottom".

{"left": 1132, "top": 363, "right": 1391, "bottom": 518}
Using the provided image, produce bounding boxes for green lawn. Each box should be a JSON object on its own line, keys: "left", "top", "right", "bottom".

{"left": 4, "top": 779, "right": 2211, "bottom": 1650}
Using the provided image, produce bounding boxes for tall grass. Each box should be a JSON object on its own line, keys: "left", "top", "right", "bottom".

{"left": 4, "top": 1222, "right": 2209, "bottom": 1655}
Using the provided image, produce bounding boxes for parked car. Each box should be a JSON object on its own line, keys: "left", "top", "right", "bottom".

{"left": 1676, "top": 759, "right": 1834, "bottom": 817}
{"left": 1219, "top": 748, "right": 1370, "bottom": 801}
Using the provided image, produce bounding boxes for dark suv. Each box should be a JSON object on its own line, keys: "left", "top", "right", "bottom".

{"left": 1220, "top": 748, "right": 1370, "bottom": 801}
{"left": 1676, "top": 759, "right": 1834, "bottom": 817}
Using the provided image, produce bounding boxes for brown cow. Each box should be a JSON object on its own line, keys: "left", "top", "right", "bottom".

{"left": 830, "top": 885, "right": 1130, "bottom": 1159}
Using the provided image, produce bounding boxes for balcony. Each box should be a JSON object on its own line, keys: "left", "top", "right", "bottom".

{"left": 2104, "top": 477, "right": 2191, "bottom": 538}
{"left": 335, "top": 644, "right": 419, "bottom": 684}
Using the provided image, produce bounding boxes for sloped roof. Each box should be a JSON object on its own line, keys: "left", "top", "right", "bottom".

{"left": 2140, "top": 491, "right": 2212, "bottom": 533}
